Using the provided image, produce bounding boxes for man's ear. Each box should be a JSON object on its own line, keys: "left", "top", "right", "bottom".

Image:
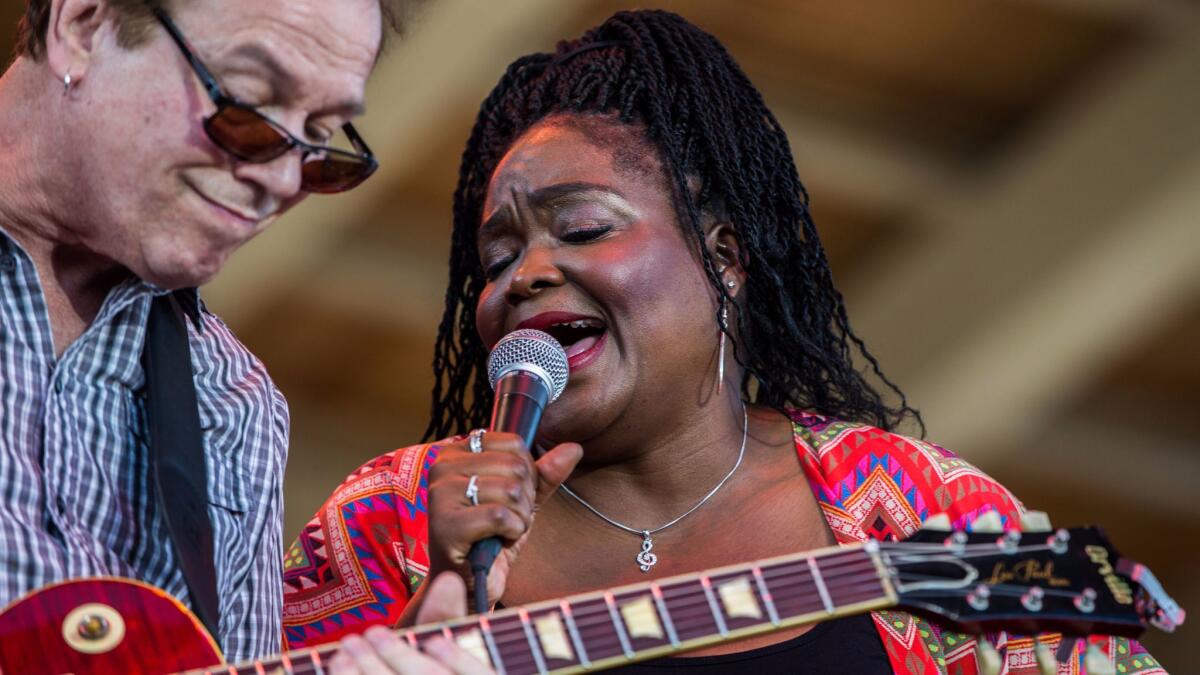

{"left": 703, "top": 221, "right": 745, "bottom": 294}
{"left": 45, "top": 0, "right": 108, "bottom": 85}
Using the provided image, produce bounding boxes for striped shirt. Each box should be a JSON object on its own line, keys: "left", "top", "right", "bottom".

{"left": 0, "top": 228, "right": 289, "bottom": 662}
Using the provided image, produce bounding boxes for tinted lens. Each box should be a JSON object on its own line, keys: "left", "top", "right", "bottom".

{"left": 300, "top": 155, "right": 377, "bottom": 194}
{"left": 205, "top": 105, "right": 292, "bottom": 162}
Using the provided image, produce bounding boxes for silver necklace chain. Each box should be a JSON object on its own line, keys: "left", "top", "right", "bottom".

{"left": 558, "top": 399, "right": 749, "bottom": 572}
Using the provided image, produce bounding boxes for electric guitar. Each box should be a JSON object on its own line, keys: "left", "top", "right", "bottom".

{"left": 0, "top": 511, "right": 1184, "bottom": 675}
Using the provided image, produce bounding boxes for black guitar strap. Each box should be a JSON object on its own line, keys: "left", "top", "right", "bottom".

{"left": 142, "top": 290, "right": 221, "bottom": 643}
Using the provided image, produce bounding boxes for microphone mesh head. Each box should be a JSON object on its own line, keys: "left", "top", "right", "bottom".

{"left": 486, "top": 329, "right": 570, "bottom": 402}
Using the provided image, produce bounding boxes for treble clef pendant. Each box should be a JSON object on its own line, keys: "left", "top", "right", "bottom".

{"left": 636, "top": 530, "right": 658, "bottom": 572}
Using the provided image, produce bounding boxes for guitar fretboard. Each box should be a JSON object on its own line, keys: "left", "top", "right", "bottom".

{"left": 208, "top": 544, "right": 896, "bottom": 675}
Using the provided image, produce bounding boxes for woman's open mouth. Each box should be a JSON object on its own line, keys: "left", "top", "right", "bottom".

{"left": 516, "top": 313, "right": 609, "bottom": 370}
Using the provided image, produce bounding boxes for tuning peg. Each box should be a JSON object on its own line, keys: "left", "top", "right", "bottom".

{"left": 975, "top": 637, "right": 1002, "bottom": 675}
{"left": 971, "top": 510, "right": 1003, "bottom": 533}
{"left": 1083, "top": 643, "right": 1115, "bottom": 675}
{"left": 1034, "top": 639, "right": 1056, "bottom": 675}
{"left": 921, "top": 513, "right": 952, "bottom": 531}
{"left": 1020, "top": 510, "right": 1053, "bottom": 533}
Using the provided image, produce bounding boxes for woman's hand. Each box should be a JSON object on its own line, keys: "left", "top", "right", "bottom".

{"left": 328, "top": 573, "right": 494, "bottom": 674}
{"left": 425, "top": 431, "right": 582, "bottom": 608}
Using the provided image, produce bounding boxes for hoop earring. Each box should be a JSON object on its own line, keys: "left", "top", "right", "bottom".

{"left": 717, "top": 301, "right": 728, "bottom": 395}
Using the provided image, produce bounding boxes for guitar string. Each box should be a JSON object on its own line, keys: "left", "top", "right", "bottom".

{"left": 251, "top": 542, "right": 1056, "bottom": 674}
{"left": 476, "top": 539, "right": 1067, "bottom": 647}
{"left": 242, "top": 540, "right": 1077, "bottom": 672}
{"left": 898, "top": 575, "right": 1097, "bottom": 600}
{"left": 243, "top": 554, "right": 878, "bottom": 673}
{"left": 484, "top": 577, "right": 890, "bottom": 672}
{"left": 446, "top": 537, "right": 1070, "bottom": 662}
{"left": 475, "top": 552, "right": 877, "bottom": 639}
{"left": 259, "top": 555, "right": 883, "bottom": 673}
{"left": 479, "top": 560, "right": 885, "bottom": 653}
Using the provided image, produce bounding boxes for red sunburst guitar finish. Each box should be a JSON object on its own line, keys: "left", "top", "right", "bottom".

{"left": 0, "top": 577, "right": 221, "bottom": 675}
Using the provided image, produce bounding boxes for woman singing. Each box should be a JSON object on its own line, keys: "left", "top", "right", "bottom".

{"left": 285, "top": 10, "right": 1163, "bottom": 674}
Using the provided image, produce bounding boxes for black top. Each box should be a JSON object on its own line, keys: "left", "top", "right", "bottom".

{"left": 607, "top": 614, "right": 892, "bottom": 674}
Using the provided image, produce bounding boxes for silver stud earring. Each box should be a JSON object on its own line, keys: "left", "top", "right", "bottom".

{"left": 717, "top": 301, "right": 728, "bottom": 395}
{"left": 726, "top": 279, "right": 737, "bottom": 289}
{"left": 63, "top": 73, "right": 72, "bottom": 94}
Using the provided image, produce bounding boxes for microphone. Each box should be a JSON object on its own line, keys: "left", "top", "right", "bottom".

{"left": 466, "top": 329, "right": 569, "bottom": 612}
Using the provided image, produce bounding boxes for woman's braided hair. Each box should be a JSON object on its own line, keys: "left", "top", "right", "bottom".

{"left": 425, "top": 9, "right": 921, "bottom": 440}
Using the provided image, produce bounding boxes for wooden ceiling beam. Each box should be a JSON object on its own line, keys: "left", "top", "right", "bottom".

{"left": 848, "top": 24, "right": 1200, "bottom": 454}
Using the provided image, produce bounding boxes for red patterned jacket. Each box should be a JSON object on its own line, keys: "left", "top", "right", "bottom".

{"left": 282, "top": 411, "right": 1165, "bottom": 673}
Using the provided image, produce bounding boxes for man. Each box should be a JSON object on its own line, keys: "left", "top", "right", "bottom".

{"left": 0, "top": 1, "right": 482, "bottom": 670}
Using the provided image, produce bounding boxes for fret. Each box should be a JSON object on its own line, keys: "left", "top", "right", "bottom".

{"left": 613, "top": 589, "right": 673, "bottom": 657}
{"left": 254, "top": 662, "right": 266, "bottom": 675}
{"left": 604, "top": 591, "right": 635, "bottom": 659}
{"left": 752, "top": 565, "right": 782, "bottom": 626}
{"left": 279, "top": 651, "right": 294, "bottom": 675}
{"left": 530, "top": 607, "right": 575, "bottom": 664}
{"left": 617, "top": 594, "right": 664, "bottom": 640}
{"left": 404, "top": 630, "right": 418, "bottom": 648}
{"left": 807, "top": 556, "right": 834, "bottom": 614}
{"left": 710, "top": 572, "right": 767, "bottom": 634}
{"left": 486, "top": 612, "right": 537, "bottom": 674}
{"left": 518, "top": 609, "right": 549, "bottom": 675}
{"left": 822, "top": 550, "right": 890, "bottom": 609}
{"left": 560, "top": 599, "right": 591, "bottom": 668}
{"left": 449, "top": 625, "right": 494, "bottom": 672}
{"left": 760, "top": 558, "right": 830, "bottom": 620}
{"left": 479, "top": 616, "right": 505, "bottom": 675}
{"left": 659, "top": 578, "right": 720, "bottom": 642}
{"left": 650, "top": 583, "right": 681, "bottom": 648}
{"left": 699, "top": 576, "right": 729, "bottom": 637}
{"left": 566, "top": 597, "right": 625, "bottom": 661}
{"left": 759, "top": 549, "right": 886, "bottom": 622}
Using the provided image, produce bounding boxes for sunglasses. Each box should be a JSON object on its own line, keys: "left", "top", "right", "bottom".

{"left": 155, "top": 9, "right": 378, "bottom": 194}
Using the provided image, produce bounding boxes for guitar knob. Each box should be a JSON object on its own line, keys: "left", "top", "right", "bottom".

{"left": 1019, "top": 510, "right": 1052, "bottom": 533}
{"left": 1049, "top": 529, "right": 1070, "bottom": 554}
{"left": 975, "top": 638, "right": 1002, "bottom": 675}
{"left": 77, "top": 614, "right": 111, "bottom": 640}
{"left": 62, "top": 603, "right": 125, "bottom": 655}
{"left": 921, "top": 513, "right": 952, "bottom": 531}
{"left": 967, "top": 584, "right": 991, "bottom": 611}
{"left": 971, "top": 511, "right": 1003, "bottom": 533}
{"left": 998, "top": 529, "right": 1021, "bottom": 554}
{"left": 945, "top": 530, "right": 969, "bottom": 553}
{"left": 1022, "top": 587, "right": 1045, "bottom": 612}
{"left": 1074, "top": 588, "right": 1097, "bottom": 614}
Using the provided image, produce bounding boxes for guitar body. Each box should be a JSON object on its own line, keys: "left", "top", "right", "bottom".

{"left": 0, "top": 578, "right": 221, "bottom": 675}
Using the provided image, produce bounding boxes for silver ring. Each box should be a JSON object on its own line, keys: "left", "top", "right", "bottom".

{"left": 465, "top": 475, "right": 480, "bottom": 506}
{"left": 468, "top": 428, "right": 485, "bottom": 454}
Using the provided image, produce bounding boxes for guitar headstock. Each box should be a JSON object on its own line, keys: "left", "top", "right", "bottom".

{"left": 880, "top": 511, "right": 1185, "bottom": 639}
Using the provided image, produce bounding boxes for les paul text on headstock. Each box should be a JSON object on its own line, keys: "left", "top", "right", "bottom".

{"left": 983, "top": 559, "right": 1070, "bottom": 588}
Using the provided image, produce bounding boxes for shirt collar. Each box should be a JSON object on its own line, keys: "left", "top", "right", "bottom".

{"left": 1, "top": 227, "right": 204, "bottom": 331}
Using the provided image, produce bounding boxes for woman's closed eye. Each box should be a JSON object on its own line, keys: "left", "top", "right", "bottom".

{"left": 484, "top": 254, "right": 516, "bottom": 281}
{"left": 480, "top": 223, "right": 614, "bottom": 280}
{"left": 561, "top": 223, "right": 613, "bottom": 243}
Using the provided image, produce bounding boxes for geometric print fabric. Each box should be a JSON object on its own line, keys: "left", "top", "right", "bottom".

{"left": 282, "top": 411, "right": 1166, "bottom": 673}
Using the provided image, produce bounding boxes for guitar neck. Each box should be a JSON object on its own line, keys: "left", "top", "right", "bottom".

{"left": 224, "top": 543, "right": 898, "bottom": 675}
